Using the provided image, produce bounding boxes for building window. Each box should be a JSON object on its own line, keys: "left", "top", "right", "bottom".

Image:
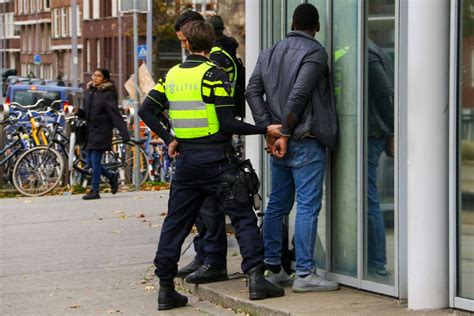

{"left": 52, "top": 8, "right": 56, "bottom": 38}
{"left": 77, "top": 6, "right": 82, "bottom": 36}
{"left": 97, "top": 39, "right": 101, "bottom": 68}
{"left": 86, "top": 39, "right": 91, "bottom": 72}
{"left": 68, "top": 6, "right": 72, "bottom": 37}
{"left": 7, "top": 13, "right": 14, "bottom": 37}
{"left": 83, "top": 0, "right": 89, "bottom": 20}
{"left": 43, "top": 0, "right": 49, "bottom": 10}
{"left": 0, "top": 15, "right": 4, "bottom": 39}
{"left": 17, "top": 0, "right": 23, "bottom": 14}
{"left": 61, "top": 7, "right": 67, "bottom": 37}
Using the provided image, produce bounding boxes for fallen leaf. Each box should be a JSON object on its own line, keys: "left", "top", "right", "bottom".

{"left": 140, "top": 280, "right": 147, "bottom": 284}
{"left": 24, "top": 200, "right": 32, "bottom": 203}
{"left": 160, "top": 212, "right": 167, "bottom": 216}
{"left": 69, "top": 304, "right": 80, "bottom": 309}
{"left": 119, "top": 215, "right": 128, "bottom": 220}
{"left": 136, "top": 213, "right": 145, "bottom": 218}
{"left": 113, "top": 210, "right": 125, "bottom": 214}
{"left": 107, "top": 309, "right": 120, "bottom": 314}
{"left": 150, "top": 224, "right": 160, "bottom": 228}
{"left": 144, "top": 285, "right": 155, "bottom": 290}
{"left": 141, "top": 219, "right": 148, "bottom": 222}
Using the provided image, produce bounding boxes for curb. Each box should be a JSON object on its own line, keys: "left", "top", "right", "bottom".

{"left": 176, "top": 277, "right": 291, "bottom": 316}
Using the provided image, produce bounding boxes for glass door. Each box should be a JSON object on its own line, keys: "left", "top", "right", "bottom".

{"left": 257, "top": 0, "right": 401, "bottom": 297}
{"left": 452, "top": 0, "right": 474, "bottom": 311}
{"left": 329, "top": 0, "right": 361, "bottom": 285}
{"left": 329, "top": 0, "right": 399, "bottom": 296}
{"left": 362, "top": 0, "right": 397, "bottom": 294}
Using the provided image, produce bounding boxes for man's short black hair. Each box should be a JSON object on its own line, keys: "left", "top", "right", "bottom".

{"left": 292, "top": 3, "right": 319, "bottom": 31}
{"left": 174, "top": 10, "right": 204, "bottom": 32}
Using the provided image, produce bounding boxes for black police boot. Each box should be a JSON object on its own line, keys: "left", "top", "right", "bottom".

{"left": 82, "top": 191, "right": 100, "bottom": 200}
{"left": 177, "top": 259, "right": 202, "bottom": 278}
{"left": 184, "top": 263, "right": 228, "bottom": 284}
{"left": 109, "top": 172, "right": 119, "bottom": 195}
{"left": 248, "top": 263, "right": 285, "bottom": 300}
{"left": 157, "top": 284, "right": 188, "bottom": 311}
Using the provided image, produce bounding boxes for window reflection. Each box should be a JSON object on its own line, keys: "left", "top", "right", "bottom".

{"left": 458, "top": 0, "right": 474, "bottom": 301}
{"left": 331, "top": 0, "right": 359, "bottom": 277}
{"left": 364, "top": 0, "right": 395, "bottom": 286}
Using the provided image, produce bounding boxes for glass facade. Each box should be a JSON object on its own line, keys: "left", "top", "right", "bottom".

{"left": 331, "top": 0, "right": 360, "bottom": 278}
{"left": 364, "top": 0, "right": 395, "bottom": 286}
{"left": 256, "top": 0, "right": 474, "bottom": 309}
{"left": 259, "top": 0, "right": 399, "bottom": 292}
{"left": 458, "top": 0, "right": 474, "bottom": 301}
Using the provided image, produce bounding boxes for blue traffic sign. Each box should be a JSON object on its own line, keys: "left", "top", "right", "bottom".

{"left": 137, "top": 45, "right": 147, "bottom": 60}
{"left": 33, "top": 54, "right": 41, "bottom": 65}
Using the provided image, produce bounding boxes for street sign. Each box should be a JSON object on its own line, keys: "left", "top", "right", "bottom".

{"left": 33, "top": 54, "right": 41, "bottom": 65}
{"left": 119, "top": 0, "right": 148, "bottom": 13}
{"left": 137, "top": 45, "right": 147, "bottom": 60}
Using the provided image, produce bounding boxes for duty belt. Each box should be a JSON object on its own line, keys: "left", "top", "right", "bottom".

{"left": 178, "top": 142, "right": 233, "bottom": 153}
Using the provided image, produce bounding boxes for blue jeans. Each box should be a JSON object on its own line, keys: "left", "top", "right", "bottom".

{"left": 263, "top": 138, "right": 326, "bottom": 276}
{"left": 367, "top": 137, "right": 387, "bottom": 270}
{"left": 86, "top": 149, "right": 114, "bottom": 192}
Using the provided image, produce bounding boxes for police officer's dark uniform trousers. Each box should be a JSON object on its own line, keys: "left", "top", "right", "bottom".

{"left": 139, "top": 55, "right": 284, "bottom": 310}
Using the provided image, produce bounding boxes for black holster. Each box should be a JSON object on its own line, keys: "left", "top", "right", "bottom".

{"left": 217, "top": 158, "right": 261, "bottom": 211}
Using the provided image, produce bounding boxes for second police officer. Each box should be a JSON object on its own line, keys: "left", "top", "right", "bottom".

{"left": 139, "top": 20, "right": 284, "bottom": 311}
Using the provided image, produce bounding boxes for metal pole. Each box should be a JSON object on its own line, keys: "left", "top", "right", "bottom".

{"left": 118, "top": 12, "right": 123, "bottom": 101}
{"left": 133, "top": 0, "right": 141, "bottom": 191}
{"left": 35, "top": 0, "right": 40, "bottom": 78}
{"left": 71, "top": 0, "right": 79, "bottom": 87}
{"left": 0, "top": 14, "right": 4, "bottom": 101}
{"left": 146, "top": 0, "right": 152, "bottom": 73}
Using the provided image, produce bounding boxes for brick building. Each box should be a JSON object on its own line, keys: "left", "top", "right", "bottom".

{"left": 50, "top": 0, "right": 83, "bottom": 84}
{"left": 0, "top": 0, "right": 20, "bottom": 73}
{"left": 14, "top": 0, "right": 53, "bottom": 79}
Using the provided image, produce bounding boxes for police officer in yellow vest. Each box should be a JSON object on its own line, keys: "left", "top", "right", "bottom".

{"left": 172, "top": 10, "right": 235, "bottom": 285}
{"left": 139, "top": 20, "right": 284, "bottom": 311}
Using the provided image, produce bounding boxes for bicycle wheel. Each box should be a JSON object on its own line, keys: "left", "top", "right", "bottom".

{"left": 107, "top": 140, "right": 149, "bottom": 188}
{"left": 12, "top": 146, "right": 65, "bottom": 196}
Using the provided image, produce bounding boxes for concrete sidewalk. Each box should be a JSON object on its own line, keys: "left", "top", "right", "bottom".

{"left": 0, "top": 191, "right": 467, "bottom": 315}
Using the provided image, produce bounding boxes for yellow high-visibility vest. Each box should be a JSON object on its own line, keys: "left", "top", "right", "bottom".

{"left": 210, "top": 46, "right": 236, "bottom": 96}
{"left": 165, "top": 61, "right": 220, "bottom": 139}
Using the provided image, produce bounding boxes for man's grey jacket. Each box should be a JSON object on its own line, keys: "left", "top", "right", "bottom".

{"left": 245, "top": 31, "right": 338, "bottom": 150}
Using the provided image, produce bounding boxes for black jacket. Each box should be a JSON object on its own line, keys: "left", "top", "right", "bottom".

{"left": 368, "top": 39, "right": 394, "bottom": 138}
{"left": 246, "top": 31, "right": 338, "bottom": 150}
{"left": 80, "top": 82, "right": 130, "bottom": 150}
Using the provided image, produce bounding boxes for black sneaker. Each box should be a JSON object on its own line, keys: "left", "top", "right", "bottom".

{"left": 109, "top": 172, "right": 119, "bottom": 195}
{"left": 177, "top": 259, "right": 202, "bottom": 278}
{"left": 82, "top": 191, "right": 100, "bottom": 200}
{"left": 184, "top": 263, "right": 228, "bottom": 284}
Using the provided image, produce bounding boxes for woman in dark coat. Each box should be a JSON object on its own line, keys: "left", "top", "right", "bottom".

{"left": 76, "top": 68, "right": 130, "bottom": 200}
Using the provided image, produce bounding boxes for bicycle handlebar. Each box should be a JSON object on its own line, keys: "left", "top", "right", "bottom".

{"left": 9, "top": 99, "right": 45, "bottom": 110}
